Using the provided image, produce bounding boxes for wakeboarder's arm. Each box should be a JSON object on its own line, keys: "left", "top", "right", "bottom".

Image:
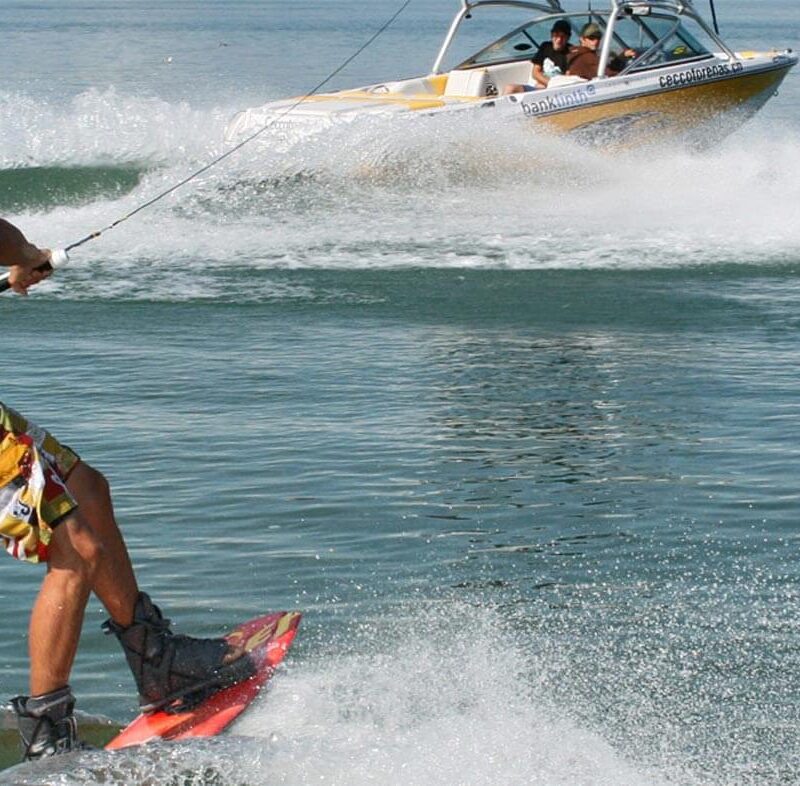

{"left": 0, "top": 218, "right": 52, "bottom": 295}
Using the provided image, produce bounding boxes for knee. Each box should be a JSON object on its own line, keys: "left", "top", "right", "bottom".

{"left": 71, "top": 463, "right": 111, "bottom": 502}
{"left": 66, "top": 464, "right": 116, "bottom": 524}
{"left": 69, "top": 520, "right": 105, "bottom": 570}
{"left": 49, "top": 555, "right": 94, "bottom": 597}
{"left": 50, "top": 515, "right": 105, "bottom": 577}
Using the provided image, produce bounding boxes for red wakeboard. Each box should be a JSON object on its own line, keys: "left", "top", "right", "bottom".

{"left": 106, "top": 610, "right": 301, "bottom": 750}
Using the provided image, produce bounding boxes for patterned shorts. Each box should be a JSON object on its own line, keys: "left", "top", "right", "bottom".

{"left": 0, "top": 403, "right": 80, "bottom": 563}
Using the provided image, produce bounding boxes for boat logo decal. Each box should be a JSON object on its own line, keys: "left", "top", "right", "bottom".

{"left": 659, "top": 61, "right": 743, "bottom": 89}
{"left": 520, "top": 84, "right": 596, "bottom": 117}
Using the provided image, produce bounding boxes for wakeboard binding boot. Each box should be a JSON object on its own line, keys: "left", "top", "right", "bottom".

{"left": 11, "top": 686, "right": 86, "bottom": 761}
{"left": 103, "top": 592, "right": 255, "bottom": 714}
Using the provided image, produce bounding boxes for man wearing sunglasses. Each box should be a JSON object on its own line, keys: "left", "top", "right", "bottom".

{"left": 567, "top": 22, "right": 636, "bottom": 80}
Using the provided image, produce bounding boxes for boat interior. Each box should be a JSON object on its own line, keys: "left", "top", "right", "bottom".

{"left": 366, "top": 61, "right": 540, "bottom": 100}
{"left": 362, "top": 3, "right": 740, "bottom": 101}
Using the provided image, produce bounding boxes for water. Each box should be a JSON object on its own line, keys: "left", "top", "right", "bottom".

{"left": 1, "top": 1, "right": 799, "bottom": 783}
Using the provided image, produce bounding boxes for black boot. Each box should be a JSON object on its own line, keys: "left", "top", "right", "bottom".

{"left": 11, "top": 686, "right": 85, "bottom": 761}
{"left": 103, "top": 592, "right": 255, "bottom": 713}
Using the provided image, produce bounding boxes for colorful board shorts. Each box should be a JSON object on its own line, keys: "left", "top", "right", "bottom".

{"left": 0, "top": 403, "right": 80, "bottom": 563}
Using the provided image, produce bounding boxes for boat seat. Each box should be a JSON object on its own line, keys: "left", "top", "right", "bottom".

{"left": 444, "top": 68, "right": 494, "bottom": 97}
{"left": 488, "top": 60, "right": 537, "bottom": 91}
{"left": 370, "top": 75, "right": 447, "bottom": 96}
{"left": 444, "top": 61, "right": 535, "bottom": 97}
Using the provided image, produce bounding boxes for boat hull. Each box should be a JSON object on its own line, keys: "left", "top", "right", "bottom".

{"left": 225, "top": 55, "right": 796, "bottom": 150}
{"left": 521, "top": 62, "right": 794, "bottom": 146}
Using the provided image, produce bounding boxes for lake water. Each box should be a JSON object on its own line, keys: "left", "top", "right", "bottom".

{"left": 1, "top": 1, "right": 799, "bottom": 784}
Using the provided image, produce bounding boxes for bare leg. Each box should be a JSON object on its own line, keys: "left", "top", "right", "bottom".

{"left": 28, "top": 462, "right": 243, "bottom": 700}
{"left": 29, "top": 462, "right": 139, "bottom": 695}
{"left": 65, "top": 463, "right": 138, "bottom": 627}
{"left": 28, "top": 514, "right": 97, "bottom": 695}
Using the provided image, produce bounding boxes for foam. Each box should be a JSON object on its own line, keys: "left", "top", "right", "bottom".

{"left": 4, "top": 90, "right": 800, "bottom": 300}
{"left": 0, "top": 88, "right": 229, "bottom": 169}
{"left": 229, "top": 604, "right": 669, "bottom": 786}
{"left": 0, "top": 604, "right": 673, "bottom": 786}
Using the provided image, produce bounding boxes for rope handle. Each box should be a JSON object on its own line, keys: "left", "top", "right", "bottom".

{"left": 0, "top": 249, "right": 69, "bottom": 293}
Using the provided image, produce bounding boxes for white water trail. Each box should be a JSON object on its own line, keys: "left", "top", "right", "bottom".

{"left": 3, "top": 88, "right": 800, "bottom": 300}
{"left": 0, "top": 88, "right": 231, "bottom": 169}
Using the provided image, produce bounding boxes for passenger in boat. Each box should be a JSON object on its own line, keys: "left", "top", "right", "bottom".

{"left": 531, "top": 19, "right": 573, "bottom": 88}
{"left": 567, "top": 22, "right": 636, "bottom": 80}
{"left": 503, "top": 18, "right": 573, "bottom": 94}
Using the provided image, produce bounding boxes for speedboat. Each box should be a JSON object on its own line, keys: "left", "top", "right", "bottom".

{"left": 224, "top": 0, "right": 797, "bottom": 148}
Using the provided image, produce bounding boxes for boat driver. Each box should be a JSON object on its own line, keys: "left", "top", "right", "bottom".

{"left": 503, "top": 18, "right": 573, "bottom": 94}
{"left": 1, "top": 218, "right": 255, "bottom": 761}
{"left": 567, "top": 22, "right": 636, "bottom": 80}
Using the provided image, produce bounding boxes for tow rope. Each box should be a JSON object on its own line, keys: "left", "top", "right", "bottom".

{"left": 2, "top": 0, "right": 412, "bottom": 294}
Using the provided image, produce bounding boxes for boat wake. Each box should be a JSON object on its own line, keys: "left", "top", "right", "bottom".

{"left": 3, "top": 87, "right": 800, "bottom": 299}
{"left": 0, "top": 88, "right": 234, "bottom": 171}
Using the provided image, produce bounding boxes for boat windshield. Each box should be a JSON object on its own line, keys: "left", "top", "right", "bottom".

{"left": 609, "top": 13, "right": 712, "bottom": 69}
{"left": 456, "top": 12, "right": 712, "bottom": 71}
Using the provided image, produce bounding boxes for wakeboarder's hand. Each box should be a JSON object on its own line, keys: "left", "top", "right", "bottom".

{"left": 8, "top": 246, "right": 53, "bottom": 295}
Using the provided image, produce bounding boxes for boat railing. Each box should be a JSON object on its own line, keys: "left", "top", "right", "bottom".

{"left": 432, "top": 0, "right": 738, "bottom": 79}
{"left": 617, "top": 20, "right": 681, "bottom": 76}
{"left": 431, "top": 0, "right": 565, "bottom": 74}
{"left": 597, "top": 0, "right": 736, "bottom": 78}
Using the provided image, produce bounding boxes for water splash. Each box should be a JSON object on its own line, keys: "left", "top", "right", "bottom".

{"left": 0, "top": 88, "right": 228, "bottom": 169}
{"left": 3, "top": 90, "right": 800, "bottom": 301}
{"left": 0, "top": 603, "right": 673, "bottom": 786}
